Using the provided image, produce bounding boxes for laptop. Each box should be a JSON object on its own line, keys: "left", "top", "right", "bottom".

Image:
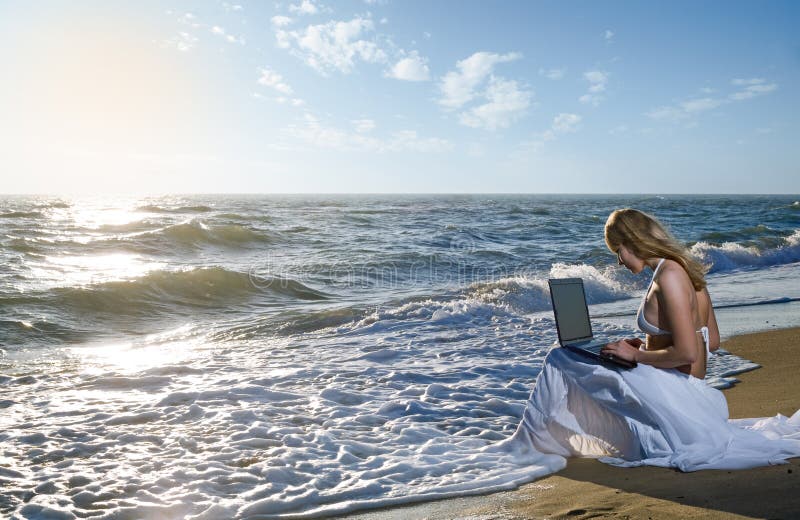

{"left": 548, "top": 278, "right": 637, "bottom": 369}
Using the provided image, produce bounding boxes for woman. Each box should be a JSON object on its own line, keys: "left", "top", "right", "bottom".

{"left": 504, "top": 208, "right": 800, "bottom": 472}
{"left": 600, "top": 208, "right": 720, "bottom": 379}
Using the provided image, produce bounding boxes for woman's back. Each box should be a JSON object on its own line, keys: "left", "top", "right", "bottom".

{"left": 643, "top": 260, "right": 719, "bottom": 378}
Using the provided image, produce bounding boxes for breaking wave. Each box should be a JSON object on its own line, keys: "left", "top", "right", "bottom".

{"left": 692, "top": 229, "right": 800, "bottom": 273}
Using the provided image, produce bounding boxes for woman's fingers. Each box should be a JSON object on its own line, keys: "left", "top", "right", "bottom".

{"left": 602, "top": 340, "right": 619, "bottom": 354}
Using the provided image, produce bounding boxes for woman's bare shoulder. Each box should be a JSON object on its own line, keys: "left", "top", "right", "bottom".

{"left": 658, "top": 259, "right": 691, "bottom": 280}
{"left": 655, "top": 260, "right": 694, "bottom": 292}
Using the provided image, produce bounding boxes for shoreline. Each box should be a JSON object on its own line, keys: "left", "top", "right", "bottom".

{"left": 342, "top": 326, "right": 800, "bottom": 520}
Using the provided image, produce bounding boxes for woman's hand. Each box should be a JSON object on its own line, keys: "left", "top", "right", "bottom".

{"left": 601, "top": 339, "right": 640, "bottom": 362}
{"left": 624, "top": 337, "right": 644, "bottom": 348}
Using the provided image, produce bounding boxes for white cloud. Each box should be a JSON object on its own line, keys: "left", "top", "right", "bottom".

{"left": 352, "top": 119, "right": 376, "bottom": 133}
{"left": 387, "top": 51, "right": 430, "bottom": 81}
{"left": 539, "top": 67, "right": 565, "bottom": 80}
{"left": 539, "top": 112, "right": 581, "bottom": 141}
{"left": 276, "top": 17, "right": 387, "bottom": 74}
{"left": 271, "top": 15, "right": 293, "bottom": 27}
{"left": 519, "top": 113, "right": 582, "bottom": 154}
{"left": 680, "top": 97, "right": 723, "bottom": 113}
{"left": 729, "top": 82, "right": 777, "bottom": 100}
{"left": 258, "top": 68, "right": 293, "bottom": 94}
{"left": 389, "top": 130, "right": 453, "bottom": 152}
{"left": 438, "top": 51, "right": 530, "bottom": 130}
{"left": 604, "top": 29, "right": 614, "bottom": 41}
{"left": 285, "top": 114, "right": 452, "bottom": 152}
{"left": 164, "top": 31, "right": 198, "bottom": 52}
{"left": 584, "top": 70, "right": 608, "bottom": 92}
{"left": 551, "top": 113, "right": 581, "bottom": 133}
{"left": 209, "top": 25, "right": 245, "bottom": 45}
{"left": 182, "top": 12, "right": 197, "bottom": 25}
{"left": 580, "top": 70, "right": 608, "bottom": 105}
{"left": 438, "top": 51, "right": 521, "bottom": 108}
{"left": 645, "top": 106, "right": 685, "bottom": 121}
{"left": 732, "top": 78, "right": 765, "bottom": 86}
{"left": 647, "top": 79, "right": 778, "bottom": 122}
{"left": 289, "top": 0, "right": 319, "bottom": 15}
{"left": 459, "top": 76, "right": 532, "bottom": 130}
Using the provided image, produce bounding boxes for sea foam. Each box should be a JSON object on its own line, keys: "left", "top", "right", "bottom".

{"left": 692, "top": 229, "right": 800, "bottom": 272}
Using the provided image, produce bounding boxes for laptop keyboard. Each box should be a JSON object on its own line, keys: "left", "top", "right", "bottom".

{"left": 569, "top": 341, "right": 605, "bottom": 353}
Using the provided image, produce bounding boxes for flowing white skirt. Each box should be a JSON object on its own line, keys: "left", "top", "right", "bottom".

{"left": 508, "top": 347, "right": 800, "bottom": 471}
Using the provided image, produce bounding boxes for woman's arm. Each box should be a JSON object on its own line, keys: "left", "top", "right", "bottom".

{"left": 602, "top": 266, "right": 698, "bottom": 367}
{"left": 704, "top": 288, "right": 721, "bottom": 352}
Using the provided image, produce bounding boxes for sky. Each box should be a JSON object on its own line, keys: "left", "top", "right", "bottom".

{"left": 1, "top": 0, "right": 798, "bottom": 194}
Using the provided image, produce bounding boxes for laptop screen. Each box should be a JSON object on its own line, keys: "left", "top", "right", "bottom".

{"left": 549, "top": 279, "right": 593, "bottom": 343}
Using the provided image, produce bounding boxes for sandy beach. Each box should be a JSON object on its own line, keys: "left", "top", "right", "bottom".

{"left": 343, "top": 327, "right": 800, "bottom": 520}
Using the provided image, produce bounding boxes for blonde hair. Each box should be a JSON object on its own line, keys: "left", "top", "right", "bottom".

{"left": 604, "top": 208, "right": 708, "bottom": 290}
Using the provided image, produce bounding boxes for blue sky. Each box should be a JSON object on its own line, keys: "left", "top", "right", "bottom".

{"left": 1, "top": 0, "right": 798, "bottom": 194}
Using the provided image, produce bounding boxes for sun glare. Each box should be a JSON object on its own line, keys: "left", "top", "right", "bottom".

{"left": 6, "top": 11, "right": 202, "bottom": 193}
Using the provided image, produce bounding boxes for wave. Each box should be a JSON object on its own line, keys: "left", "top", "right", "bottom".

{"left": 1, "top": 221, "right": 274, "bottom": 257}
{"left": 136, "top": 205, "right": 214, "bottom": 213}
{"left": 216, "top": 213, "right": 273, "bottom": 223}
{"left": 0, "top": 318, "right": 87, "bottom": 346}
{"left": 691, "top": 230, "right": 800, "bottom": 273}
{"left": 466, "top": 263, "right": 632, "bottom": 313}
{"left": 54, "top": 268, "right": 266, "bottom": 314}
{"left": 347, "top": 209, "right": 393, "bottom": 215}
{"left": 338, "top": 263, "right": 637, "bottom": 335}
{"left": 5, "top": 238, "right": 44, "bottom": 255}
{"left": 211, "top": 306, "right": 361, "bottom": 340}
{"left": 699, "top": 224, "right": 784, "bottom": 243}
{"left": 2, "top": 268, "right": 328, "bottom": 318}
{"left": 343, "top": 297, "right": 508, "bottom": 334}
{"left": 97, "top": 220, "right": 157, "bottom": 234}
{"left": 0, "top": 211, "right": 44, "bottom": 219}
{"left": 140, "top": 220, "right": 271, "bottom": 247}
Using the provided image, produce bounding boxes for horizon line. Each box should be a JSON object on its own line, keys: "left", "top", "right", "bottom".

{"left": 1, "top": 192, "right": 799, "bottom": 197}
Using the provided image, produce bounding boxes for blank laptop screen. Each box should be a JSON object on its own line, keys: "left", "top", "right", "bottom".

{"left": 551, "top": 280, "right": 592, "bottom": 343}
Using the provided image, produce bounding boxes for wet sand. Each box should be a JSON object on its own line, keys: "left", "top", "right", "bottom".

{"left": 342, "top": 327, "right": 800, "bottom": 520}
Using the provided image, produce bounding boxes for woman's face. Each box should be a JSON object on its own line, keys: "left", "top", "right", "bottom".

{"left": 616, "top": 244, "right": 646, "bottom": 274}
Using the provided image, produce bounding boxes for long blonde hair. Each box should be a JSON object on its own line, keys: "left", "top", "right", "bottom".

{"left": 604, "top": 208, "right": 708, "bottom": 290}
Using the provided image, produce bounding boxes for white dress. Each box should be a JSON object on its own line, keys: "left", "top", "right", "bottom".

{"left": 509, "top": 347, "right": 800, "bottom": 471}
{"left": 509, "top": 265, "right": 800, "bottom": 471}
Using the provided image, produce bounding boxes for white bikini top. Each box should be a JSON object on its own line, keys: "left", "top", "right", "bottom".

{"left": 637, "top": 259, "right": 670, "bottom": 336}
{"left": 637, "top": 258, "right": 712, "bottom": 357}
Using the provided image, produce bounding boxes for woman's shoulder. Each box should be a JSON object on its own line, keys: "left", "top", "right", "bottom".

{"left": 654, "top": 259, "right": 694, "bottom": 292}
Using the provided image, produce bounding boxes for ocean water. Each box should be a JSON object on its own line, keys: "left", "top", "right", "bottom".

{"left": 1, "top": 194, "right": 799, "bottom": 519}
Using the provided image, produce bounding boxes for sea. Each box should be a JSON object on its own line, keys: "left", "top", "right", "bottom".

{"left": 1, "top": 194, "right": 799, "bottom": 519}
